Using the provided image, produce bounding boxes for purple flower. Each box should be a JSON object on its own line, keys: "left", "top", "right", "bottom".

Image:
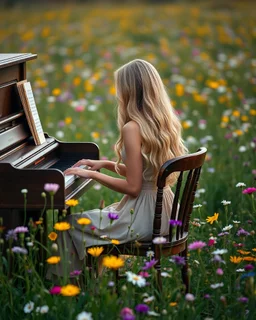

{"left": 12, "top": 246, "right": 28, "bottom": 254}
{"left": 218, "top": 232, "right": 229, "bottom": 237}
{"left": 169, "top": 219, "right": 182, "bottom": 226}
{"left": 171, "top": 255, "right": 186, "bottom": 266}
{"left": 188, "top": 241, "right": 206, "bottom": 251}
{"left": 135, "top": 304, "right": 150, "bottom": 314}
{"left": 108, "top": 212, "right": 119, "bottom": 221}
{"left": 44, "top": 183, "right": 60, "bottom": 195}
{"left": 142, "top": 258, "right": 158, "bottom": 270}
{"left": 70, "top": 270, "right": 82, "bottom": 277}
{"left": 237, "top": 228, "right": 250, "bottom": 237}
{"left": 14, "top": 226, "right": 28, "bottom": 233}
{"left": 242, "top": 187, "right": 256, "bottom": 194}
{"left": 244, "top": 264, "right": 254, "bottom": 271}
{"left": 237, "top": 297, "right": 249, "bottom": 303}
{"left": 204, "top": 294, "right": 211, "bottom": 299}
{"left": 120, "top": 307, "right": 135, "bottom": 320}
{"left": 5, "top": 229, "right": 17, "bottom": 241}
{"left": 216, "top": 268, "right": 224, "bottom": 275}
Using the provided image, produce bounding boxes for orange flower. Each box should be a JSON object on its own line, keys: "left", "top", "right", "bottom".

{"left": 65, "top": 199, "right": 79, "bottom": 207}
{"left": 111, "top": 239, "right": 120, "bottom": 245}
{"left": 46, "top": 256, "right": 61, "bottom": 264}
{"left": 237, "top": 250, "right": 250, "bottom": 255}
{"left": 230, "top": 256, "right": 243, "bottom": 264}
{"left": 54, "top": 222, "right": 71, "bottom": 231}
{"left": 87, "top": 246, "right": 104, "bottom": 257}
{"left": 77, "top": 218, "right": 91, "bottom": 225}
{"left": 243, "top": 256, "right": 256, "bottom": 262}
{"left": 60, "top": 284, "right": 80, "bottom": 296}
{"left": 48, "top": 232, "right": 58, "bottom": 241}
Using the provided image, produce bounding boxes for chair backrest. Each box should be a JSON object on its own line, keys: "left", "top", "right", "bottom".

{"left": 153, "top": 147, "right": 207, "bottom": 242}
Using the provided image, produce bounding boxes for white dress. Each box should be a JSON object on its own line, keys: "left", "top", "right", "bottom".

{"left": 47, "top": 153, "right": 175, "bottom": 277}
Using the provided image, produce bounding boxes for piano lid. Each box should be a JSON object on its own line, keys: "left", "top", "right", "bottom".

{"left": 0, "top": 53, "right": 37, "bottom": 69}
{"left": 0, "top": 53, "right": 37, "bottom": 155}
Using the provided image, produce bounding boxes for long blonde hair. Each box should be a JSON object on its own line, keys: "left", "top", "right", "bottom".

{"left": 114, "top": 59, "right": 187, "bottom": 185}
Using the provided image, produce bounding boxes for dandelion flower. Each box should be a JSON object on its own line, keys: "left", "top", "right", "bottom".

{"left": 46, "top": 256, "right": 61, "bottom": 264}
{"left": 77, "top": 218, "right": 91, "bottom": 225}
{"left": 87, "top": 246, "right": 104, "bottom": 257}
{"left": 54, "top": 222, "right": 71, "bottom": 231}
{"left": 103, "top": 255, "right": 124, "bottom": 269}
{"left": 206, "top": 213, "right": 219, "bottom": 224}
{"left": 61, "top": 284, "right": 80, "bottom": 296}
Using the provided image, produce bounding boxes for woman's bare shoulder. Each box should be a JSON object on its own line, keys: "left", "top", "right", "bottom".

{"left": 122, "top": 120, "right": 140, "bottom": 133}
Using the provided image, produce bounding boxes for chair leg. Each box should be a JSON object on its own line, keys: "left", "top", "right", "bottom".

{"left": 180, "top": 245, "right": 189, "bottom": 293}
{"left": 154, "top": 260, "right": 162, "bottom": 292}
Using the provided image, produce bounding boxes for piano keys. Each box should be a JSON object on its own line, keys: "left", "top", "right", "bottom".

{"left": 0, "top": 53, "right": 99, "bottom": 232}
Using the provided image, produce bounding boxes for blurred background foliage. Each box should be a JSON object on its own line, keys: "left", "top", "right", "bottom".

{"left": 0, "top": 0, "right": 255, "bottom": 219}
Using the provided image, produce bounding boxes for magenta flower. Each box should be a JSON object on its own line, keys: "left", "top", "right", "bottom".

{"left": 14, "top": 226, "right": 28, "bottom": 233}
{"left": 12, "top": 246, "right": 28, "bottom": 254}
{"left": 120, "top": 307, "right": 135, "bottom": 320}
{"left": 188, "top": 241, "right": 206, "bottom": 251}
{"left": 108, "top": 212, "right": 119, "bottom": 221}
{"left": 49, "top": 286, "right": 61, "bottom": 295}
{"left": 139, "top": 271, "right": 150, "bottom": 278}
{"left": 135, "top": 304, "right": 150, "bottom": 314}
{"left": 70, "top": 270, "right": 82, "bottom": 277}
{"left": 237, "top": 297, "right": 249, "bottom": 303}
{"left": 44, "top": 183, "right": 60, "bottom": 195}
{"left": 142, "top": 258, "right": 158, "bottom": 270}
{"left": 242, "top": 187, "right": 256, "bottom": 194}
{"left": 169, "top": 219, "right": 182, "bottom": 226}
{"left": 244, "top": 264, "right": 254, "bottom": 271}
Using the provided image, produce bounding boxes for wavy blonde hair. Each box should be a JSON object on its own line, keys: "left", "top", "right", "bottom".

{"left": 114, "top": 59, "right": 187, "bottom": 185}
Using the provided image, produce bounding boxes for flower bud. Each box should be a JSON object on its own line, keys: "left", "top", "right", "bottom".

{"left": 51, "top": 243, "right": 58, "bottom": 252}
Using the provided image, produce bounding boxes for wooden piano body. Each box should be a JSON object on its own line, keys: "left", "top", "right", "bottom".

{"left": 0, "top": 53, "right": 99, "bottom": 232}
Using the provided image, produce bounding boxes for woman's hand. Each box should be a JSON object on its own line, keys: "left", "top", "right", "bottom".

{"left": 71, "top": 159, "right": 106, "bottom": 171}
{"left": 64, "top": 166, "right": 93, "bottom": 179}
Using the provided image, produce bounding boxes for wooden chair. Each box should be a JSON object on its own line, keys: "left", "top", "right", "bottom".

{"left": 88, "top": 147, "right": 207, "bottom": 293}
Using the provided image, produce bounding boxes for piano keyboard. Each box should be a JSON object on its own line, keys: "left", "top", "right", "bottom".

{"left": 64, "top": 165, "right": 89, "bottom": 187}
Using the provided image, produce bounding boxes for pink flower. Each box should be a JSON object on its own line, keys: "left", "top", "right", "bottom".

{"left": 14, "top": 226, "right": 28, "bottom": 233}
{"left": 75, "top": 105, "right": 85, "bottom": 112}
{"left": 70, "top": 270, "right": 82, "bottom": 277}
{"left": 188, "top": 241, "right": 206, "bottom": 251}
{"left": 216, "top": 268, "right": 224, "bottom": 276}
{"left": 139, "top": 271, "right": 150, "bottom": 278}
{"left": 44, "top": 183, "right": 60, "bottom": 195}
{"left": 242, "top": 187, "right": 256, "bottom": 194}
{"left": 208, "top": 239, "right": 215, "bottom": 246}
{"left": 49, "top": 286, "right": 61, "bottom": 295}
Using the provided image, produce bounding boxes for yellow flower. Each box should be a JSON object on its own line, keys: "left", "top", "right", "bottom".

{"left": 241, "top": 115, "right": 249, "bottom": 122}
{"left": 65, "top": 117, "right": 72, "bottom": 125}
{"left": 35, "top": 220, "right": 43, "bottom": 225}
{"left": 103, "top": 255, "right": 124, "bottom": 270}
{"left": 54, "top": 222, "right": 71, "bottom": 231}
{"left": 63, "top": 64, "right": 73, "bottom": 73}
{"left": 232, "top": 110, "right": 240, "bottom": 117}
{"left": 73, "top": 77, "right": 81, "bottom": 86}
{"left": 230, "top": 256, "right": 243, "bottom": 264}
{"left": 221, "top": 116, "right": 229, "bottom": 123}
{"left": 52, "top": 88, "right": 61, "bottom": 96}
{"left": 233, "top": 129, "right": 243, "bottom": 136}
{"left": 60, "top": 284, "right": 80, "bottom": 296}
{"left": 109, "top": 85, "right": 116, "bottom": 95}
{"left": 111, "top": 239, "right": 120, "bottom": 245}
{"left": 77, "top": 218, "right": 91, "bottom": 225}
{"left": 175, "top": 83, "right": 184, "bottom": 97}
{"left": 206, "top": 213, "right": 219, "bottom": 224}
{"left": 87, "top": 246, "right": 104, "bottom": 257}
{"left": 91, "top": 131, "right": 100, "bottom": 139}
{"left": 250, "top": 109, "right": 256, "bottom": 116}
{"left": 65, "top": 199, "right": 79, "bottom": 207}
{"left": 48, "top": 232, "right": 58, "bottom": 241}
{"left": 252, "top": 248, "right": 256, "bottom": 252}
{"left": 46, "top": 256, "right": 61, "bottom": 264}
{"left": 170, "top": 302, "right": 178, "bottom": 307}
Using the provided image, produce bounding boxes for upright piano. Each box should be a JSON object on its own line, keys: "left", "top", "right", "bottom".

{"left": 0, "top": 53, "right": 99, "bottom": 232}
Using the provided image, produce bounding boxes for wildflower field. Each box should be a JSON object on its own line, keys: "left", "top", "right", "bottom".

{"left": 0, "top": 1, "right": 256, "bottom": 319}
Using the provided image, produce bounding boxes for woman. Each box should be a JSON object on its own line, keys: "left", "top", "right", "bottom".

{"left": 49, "top": 59, "right": 187, "bottom": 276}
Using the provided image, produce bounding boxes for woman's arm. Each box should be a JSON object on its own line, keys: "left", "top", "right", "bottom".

{"left": 64, "top": 121, "right": 142, "bottom": 197}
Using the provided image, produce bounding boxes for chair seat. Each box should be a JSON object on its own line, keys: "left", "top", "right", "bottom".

{"left": 96, "top": 232, "right": 188, "bottom": 257}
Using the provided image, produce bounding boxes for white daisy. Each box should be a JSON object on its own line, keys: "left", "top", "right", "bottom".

{"left": 126, "top": 271, "right": 146, "bottom": 287}
{"left": 24, "top": 301, "right": 35, "bottom": 314}
{"left": 222, "top": 224, "right": 233, "bottom": 231}
{"left": 76, "top": 311, "right": 93, "bottom": 320}
{"left": 211, "top": 249, "right": 228, "bottom": 255}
